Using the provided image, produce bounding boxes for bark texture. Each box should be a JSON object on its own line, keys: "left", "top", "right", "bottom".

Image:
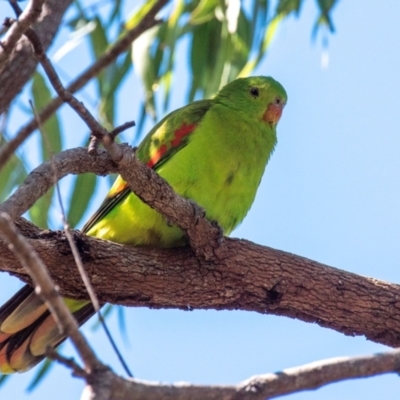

{"left": 1, "top": 218, "right": 400, "bottom": 349}
{"left": 0, "top": 0, "right": 73, "bottom": 113}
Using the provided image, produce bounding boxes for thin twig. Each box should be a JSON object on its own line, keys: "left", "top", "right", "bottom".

{"left": 24, "top": 27, "right": 108, "bottom": 136}
{"left": 29, "top": 100, "right": 133, "bottom": 378}
{"left": 109, "top": 120, "right": 136, "bottom": 139}
{"left": 8, "top": 0, "right": 24, "bottom": 17}
{"left": 0, "top": 212, "right": 101, "bottom": 373}
{"left": 45, "top": 347, "right": 87, "bottom": 378}
{"left": 0, "top": 0, "right": 168, "bottom": 171}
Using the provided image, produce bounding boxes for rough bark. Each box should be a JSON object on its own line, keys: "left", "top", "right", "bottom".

{"left": 1, "top": 218, "right": 400, "bottom": 349}
{"left": 0, "top": 0, "right": 73, "bottom": 113}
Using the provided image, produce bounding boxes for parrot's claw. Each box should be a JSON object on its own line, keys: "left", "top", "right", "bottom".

{"left": 211, "top": 220, "right": 224, "bottom": 244}
{"left": 188, "top": 199, "right": 206, "bottom": 224}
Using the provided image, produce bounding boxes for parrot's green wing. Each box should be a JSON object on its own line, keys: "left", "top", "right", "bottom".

{"left": 82, "top": 100, "right": 212, "bottom": 234}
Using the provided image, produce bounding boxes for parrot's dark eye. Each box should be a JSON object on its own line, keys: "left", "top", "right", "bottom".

{"left": 274, "top": 97, "right": 281, "bottom": 105}
{"left": 250, "top": 87, "right": 259, "bottom": 97}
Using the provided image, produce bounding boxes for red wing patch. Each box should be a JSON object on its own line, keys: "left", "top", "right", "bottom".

{"left": 147, "top": 144, "right": 168, "bottom": 168}
{"left": 171, "top": 123, "right": 197, "bottom": 147}
{"left": 147, "top": 123, "right": 197, "bottom": 168}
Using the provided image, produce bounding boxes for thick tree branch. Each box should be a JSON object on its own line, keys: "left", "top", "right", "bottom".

{"left": 1, "top": 222, "right": 400, "bottom": 349}
{"left": 3, "top": 214, "right": 400, "bottom": 398}
{"left": 0, "top": 0, "right": 73, "bottom": 112}
{"left": 0, "top": 141, "right": 399, "bottom": 348}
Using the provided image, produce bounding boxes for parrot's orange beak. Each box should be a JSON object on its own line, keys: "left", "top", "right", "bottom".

{"left": 263, "top": 101, "right": 284, "bottom": 126}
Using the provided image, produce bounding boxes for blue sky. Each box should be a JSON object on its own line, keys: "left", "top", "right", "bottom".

{"left": 1, "top": 0, "right": 400, "bottom": 398}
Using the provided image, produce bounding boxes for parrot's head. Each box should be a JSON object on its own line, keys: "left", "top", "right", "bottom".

{"left": 217, "top": 76, "right": 287, "bottom": 128}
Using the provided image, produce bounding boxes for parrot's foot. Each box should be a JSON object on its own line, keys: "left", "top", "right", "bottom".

{"left": 210, "top": 220, "right": 224, "bottom": 245}
{"left": 188, "top": 199, "right": 206, "bottom": 223}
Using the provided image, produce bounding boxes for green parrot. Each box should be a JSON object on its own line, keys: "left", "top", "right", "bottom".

{"left": 0, "top": 76, "right": 287, "bottom": 373}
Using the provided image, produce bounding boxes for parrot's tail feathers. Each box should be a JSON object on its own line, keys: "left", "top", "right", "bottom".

{"left": 0, "top": 285, "right": 94, "bottom": 374}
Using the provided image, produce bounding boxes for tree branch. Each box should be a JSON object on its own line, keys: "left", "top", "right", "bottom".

{"left": 3, "top": 211, "right": 400, "bottom": 398}
{"left": 0, "top": 147, "right": 118, "bottom": 220}
{"left": 0, "top": 0, "right": 73, "bottom": 112}
{"left": 1, "top": 138, "right": 399, "bottom": 349}
{"left": 0, "top": 0, "right": 44, "bottom": 70}
{"left": 1, "top": 220, "right": 400, "bottom": 349}
{"left": 69, "top": 347, "right": 400, "bottom": 399}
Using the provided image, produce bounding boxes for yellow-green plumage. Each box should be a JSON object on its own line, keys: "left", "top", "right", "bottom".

{"left": 0, "top": 76, "right": 287, "bottom": 373}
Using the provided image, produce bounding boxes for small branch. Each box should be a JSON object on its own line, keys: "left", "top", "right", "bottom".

{"left": 29, "top": 101, "right": 133, "bottom": 377}
{"left": 23, "top": 26, "right": 108, "bottom": 137}
{"left": 45, "top": 347, "right": 87, "bottom": 378}
{"left": 77, "top": 348, "right": 400, "bottom": 399}
{"left": 109, "top": 120, "right": 136, "bottom": 139}
{"left": 0, "top": 0, "right": 168, "bottom": 170}
{"left": 0, "top": 0, "right": 44, "bottom": 71}
{"left": 0, "top": 213, "right": 102, "bottom": 373}
{"left": 232, "top": 349, "right": 400, "bottom": 399}
{"left": 0, "top": 147, "right": 118, "bottom": 220}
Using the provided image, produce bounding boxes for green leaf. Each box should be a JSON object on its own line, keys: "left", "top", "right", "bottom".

{"left": 31, "top": 72, "right": 62, "bottom": 160}
{"left": 107, "top": 0, "right": 123, "bottom": 28}
{"left": 189, "top": 17, "right": 223, "bottom": 100}
{"left": 89, "top": 17, "right": 109, "bottom": 102}
{"left": 89, "top": 17, "right": 109, "bottom": 60}
{"left": 88, "top": 17, "right": 115, "bottom": 129}
{"left": 0, "top": 374, "right": 10, "bottom": 387}
{"left": 126, "top": 0, "right": 160, "bottom": 29}
{"left": 28, "top": 193, "right": 52, "bottom": 229}
{"left": 239, "top": 13, "right": 283, "bottom": 77}
{"left": 132, "top": 24, "right": 161, "bottom": 123}
{"left": 30, "top": 72, "right": 63, "bottom": 228}
{"left": 67, "top": 173, "right": 98, "bottom": 228}
{"left": 313, "top": 0, "right": 337, "bottom": 36}
{"left": 190, "top": 0, "right": 219, "bottom": 25}
{"left": 108, "top": 51, "right": 133, "bottom": 97}
{"left": 275, "top": 0, "right": 303, "bottom": 16}
{"left": 98, "top": 51, "right": 133, "bottom": 130}
{"left": 0, "top": 141, "right": 27, "bottom": 202}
